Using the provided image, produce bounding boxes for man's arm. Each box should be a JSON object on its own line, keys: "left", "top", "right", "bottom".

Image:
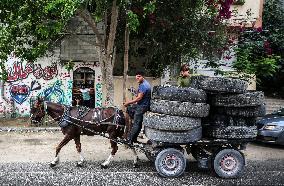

{"left": 123, "top": 92, "right": 143, "bottom": 106}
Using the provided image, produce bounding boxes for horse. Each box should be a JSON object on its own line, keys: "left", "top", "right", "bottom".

{"left": 30, "top": 97, "right": 140, "bottom": 168}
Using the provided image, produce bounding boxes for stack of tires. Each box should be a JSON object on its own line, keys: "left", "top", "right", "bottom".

{"left": 191, "top": 76, "right": 265, "bottom": 139}
{"left": 143, "top": 86, "right": 210, "bottom": 143}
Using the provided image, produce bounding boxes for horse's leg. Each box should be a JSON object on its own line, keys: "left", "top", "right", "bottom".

{"left": 74, "top": 135, "right": 85, "bottom": 167}
{"left": 101, "top": 133, "right": 118, "bottom": 168}
{"left": 50, "top": 134, "right": 73, "bottom": 167}
{"left": 123, "top": 112, "right": 131, "bottom": 139}
{"left": 131, "top": 148, "right": 139, "bottom": 168}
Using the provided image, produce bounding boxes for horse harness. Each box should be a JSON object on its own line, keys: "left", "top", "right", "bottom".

{"left": 41, "top": 102, "right": 148, "bottom": 153}
{"left": 58, "top": 105, "right": 124, "bottom": 128}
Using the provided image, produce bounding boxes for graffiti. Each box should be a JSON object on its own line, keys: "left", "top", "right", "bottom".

{"left": 31, "top": 80, "right": 41, "bottom": 91}
{"left": 38, "top": 80, "right": 65, "bottom": 104}
{"left": 7, "top": 61, "right": 58, "bottom": 82}
{"left": 7, "top": 62, "right": 33, "bottom": 82}
{"left": 66, "top": 80, "right": 73, "bottom": 106}
{"left": 95, "top": 82, "right": 102, "bottom": 107}
{"left": 10, "top": 84, "right": 31, "bottom": 104}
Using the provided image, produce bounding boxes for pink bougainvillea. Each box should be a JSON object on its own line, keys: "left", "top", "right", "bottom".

{"left": 218, "top": 0, "right": 234, "bottom": 19}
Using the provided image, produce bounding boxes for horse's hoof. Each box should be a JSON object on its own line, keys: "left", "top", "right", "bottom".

{"left": 76, "top": 162, "right": 84, "bottom": 167}
{"left": 101, "top": 164, "right": 108, "bottom": 169}
{"left": 50, "top": 163, "right": 57, "bottom": 168}
{"left": 133, "top": 164, "right": 139, "bottom": 168}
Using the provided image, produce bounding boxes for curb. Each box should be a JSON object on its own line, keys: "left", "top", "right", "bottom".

{"left": 0, "top": 127, "right": 61, "bottom": 133}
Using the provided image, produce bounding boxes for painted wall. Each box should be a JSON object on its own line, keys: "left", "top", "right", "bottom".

{"left": 4, "top": 50, "right": 69, "bottom": 117}
{"left": 72, "top": 62, "right": 103, "bottom": 108}
{"left": 3, "top": 53, "right": 102, "bottom": 117}
{"left": 111, "top": 76, "right": 161, "bottom": 109}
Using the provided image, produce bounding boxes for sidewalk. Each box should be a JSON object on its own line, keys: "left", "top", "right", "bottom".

{"left": 0, "top": 117, "right": 61, "bottom": 132}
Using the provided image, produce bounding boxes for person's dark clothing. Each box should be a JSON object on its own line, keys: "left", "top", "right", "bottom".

{"left": 127, "top": 79, "right": 151, "bottom": 144}
{"left": 127, "top": 104, "right": 148, "bottom": 143}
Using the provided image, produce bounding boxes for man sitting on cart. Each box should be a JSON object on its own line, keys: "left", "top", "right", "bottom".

{"left": 123, "top": 70, "right": 151, "bottom": 145}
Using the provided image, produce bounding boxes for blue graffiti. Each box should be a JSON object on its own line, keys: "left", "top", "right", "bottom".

{"left": 38, "top": 80, "right": 65, "bottom": 104}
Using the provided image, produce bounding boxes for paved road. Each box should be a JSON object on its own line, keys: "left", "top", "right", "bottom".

{"left": 0, "top": 131, "right": 284, "bottom": 185}
{"left": 0, "top": 160, "right": 284, "bottom": 185}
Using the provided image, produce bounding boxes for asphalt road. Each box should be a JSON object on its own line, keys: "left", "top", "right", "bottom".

{"left": 0, "top": 131, "right": 284, "bottom": 185}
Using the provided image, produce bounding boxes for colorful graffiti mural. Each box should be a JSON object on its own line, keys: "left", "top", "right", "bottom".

{"left": 30, "top": 80, "right": 41, "bottom": 91}
{"left": 66, "top": 80, "right": 73, "bottom": 106}
{"left": 7, "top": 61, "right": 58, "bottom": 82}
{"left": 95, "top": 75, "right": 102, "bottom": 107}
{"left": 10, "top": 84, "right": 31, "bottom": 105}
{"left": 38, "top": 80, "right": 66, "bottom": 104}
{"left": 3, "top": 58, "right": 102, "bottom": 117}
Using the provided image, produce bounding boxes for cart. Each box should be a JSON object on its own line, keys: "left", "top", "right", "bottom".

{"left": 136, "top": 137, "right": 251, "bottom": 178}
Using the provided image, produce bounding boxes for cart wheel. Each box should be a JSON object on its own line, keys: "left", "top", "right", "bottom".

{"left": 213, "top": 149, "right": 245, "bottom": 178}
{"left": 155, "top": 148, "right": 186, "bottom": 177}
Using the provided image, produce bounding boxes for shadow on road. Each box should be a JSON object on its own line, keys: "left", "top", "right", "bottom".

{"left": 251, "top": 141, "right": 284, "bottom": 149}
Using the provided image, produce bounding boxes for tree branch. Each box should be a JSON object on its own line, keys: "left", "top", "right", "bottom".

{"left": 77, "top": 8, "right": 104, "bottom": 47}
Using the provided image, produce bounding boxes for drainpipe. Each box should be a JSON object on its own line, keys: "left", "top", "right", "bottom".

{"left": 0, "top": 80, "right": 13, "bottom": 118}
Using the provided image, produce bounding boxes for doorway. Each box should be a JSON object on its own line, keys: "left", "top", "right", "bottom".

{"left": 72, "top": 67, "right": 95, "bottom": 107}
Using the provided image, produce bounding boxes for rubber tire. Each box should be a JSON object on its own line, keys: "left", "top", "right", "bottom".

{"left": 204, "top": 126, "right": 257, "bottom": 139}
{"left": 213, "top": 149, "right": 245, "bottom": 178}
{"left": 152, "top": 85, "right": 207, "bottom": 103}
{"left": 144, "top": 112, "right": 201, "bottom": 131}
{"left": 214, "top": 105, "right": 266, "bottom": 117}
{"left": 212, "top": 91, "right": 265, "bottom": 107}
{"left": 150, "top": 99, "right": 210, "bottom": 117}
{"left": 155, "top": 148, "right": 186, "bottom": 177}
{"left": 145, "top": 126, "right": 202, "bottom": 143}
{"left": 203, "top": 114, "right": 257, "bottom": 127}
{"left": 191, "top": 76, "right": 248, "bottom": 93}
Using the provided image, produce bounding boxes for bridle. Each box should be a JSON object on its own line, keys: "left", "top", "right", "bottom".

{"left": 30, "top": 101, "right": 62, "bottom": 125}
{"left": 31, "top": 101, "right": 125, "bottom": 128}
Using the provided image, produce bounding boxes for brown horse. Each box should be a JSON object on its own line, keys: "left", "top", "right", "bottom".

{"left": 30, "top": 98, "right": 139, "bottom": 168}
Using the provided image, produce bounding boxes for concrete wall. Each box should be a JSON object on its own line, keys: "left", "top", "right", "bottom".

{"left": 112, "top": 76, "right": 161, "bottom": 109}
{"left": 230, "top": 0, "right": 264, "bottom": 27}
{"left": 60, "top": 16, "right": 104, "bottom": 62}
{"left": 4, "top": 49, "right": 71, "bottom": 117}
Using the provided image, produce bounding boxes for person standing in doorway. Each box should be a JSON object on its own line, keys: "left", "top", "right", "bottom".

{"left": 80, "top": 85, "right": 91, "bottom": 107}
{"left": 123, "top": 70, "right": 151, "bottom": 145}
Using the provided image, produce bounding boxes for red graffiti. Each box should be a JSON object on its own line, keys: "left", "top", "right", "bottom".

{"left": 11, "top": 85, "right": 29, "bottom": 95}
{"left": 7, "top": 62, "right": 30, "bottom": 82}
{"left": 33, "top": 64, "right": 44, "bottom": 79}
{"left": 43, "top": 64, "right": 57, "bottom": 80}
{"left": 7, "top": 62, "right": 58, "bottom": 82}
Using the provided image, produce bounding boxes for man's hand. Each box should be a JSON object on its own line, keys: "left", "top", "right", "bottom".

{"left": 123, "top": 92, "right": 143, "bottom": 107}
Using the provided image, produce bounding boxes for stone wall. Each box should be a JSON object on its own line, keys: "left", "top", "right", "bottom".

{"left": 60, "top": 16, "right": 104, "bottom": 62}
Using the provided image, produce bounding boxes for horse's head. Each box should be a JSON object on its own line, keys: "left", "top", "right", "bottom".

{"left": 30, "top": 97, "right": 46, "bottom": 124}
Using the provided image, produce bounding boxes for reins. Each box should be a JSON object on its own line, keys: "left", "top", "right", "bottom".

{"left": 31, "top": 101, "right": 148, "bottom": 153}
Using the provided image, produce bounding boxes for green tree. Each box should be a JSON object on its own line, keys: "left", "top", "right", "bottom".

{"left": 259, "top": 0, "right": 284, "bottom": 97}
{"left": 232, "top": 0, "right": 284, "bottom": 97}
{"left": 0, "top": 0, "right": 154, "bottom": 106}
{"left": 115, "top": 0, "right": 234, "bottom": 77}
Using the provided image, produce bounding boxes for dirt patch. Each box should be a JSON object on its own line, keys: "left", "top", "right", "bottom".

{"left": 0, "top": 117, "right": 31, "bottom": 127}
{"left": 23, "top": 139, "right": 45, "bottom": 145}
{"left": 0, "top": 116, "right": 58, "bottom": 127}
